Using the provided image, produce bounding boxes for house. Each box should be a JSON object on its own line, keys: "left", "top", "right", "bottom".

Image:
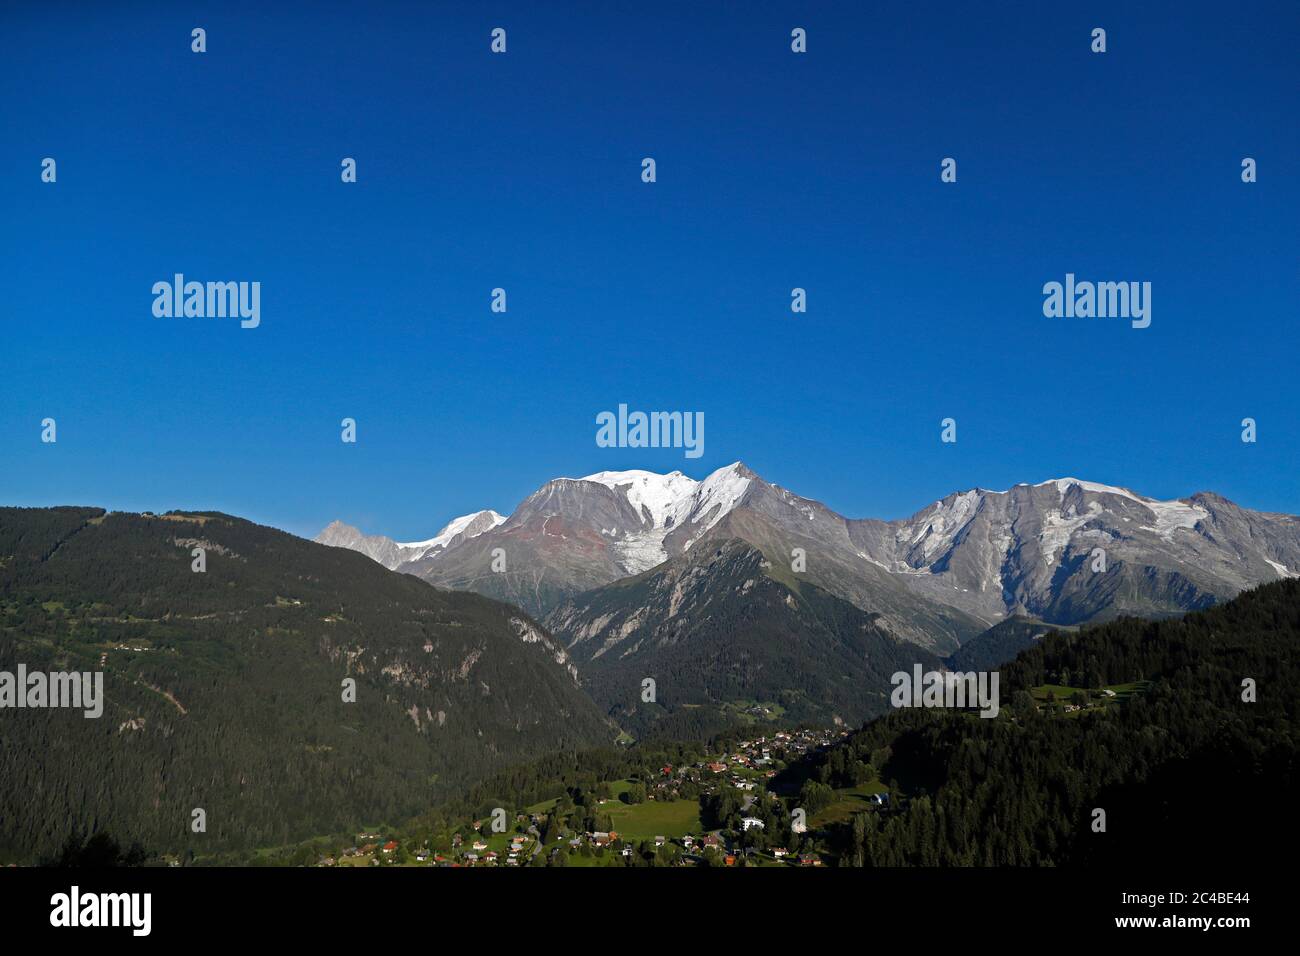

{"left": 472, "top": 840, "right": 488, "bottom": 852}
{"left": 741, "top": 817, "right": 765, "bottom": 831}
{"left": 799, "top": 854, "right": 822, "bottom": 867}
{"left": 702, "top": 835, "right": 721, "bottom": 848}
{"left": 869, "top": 792, "right": 889, "bottom": 806}
{"left": 707, "top": 762, "right": 727, "bottom": 773}
{"left": 654, "top": 835, "right": 667, "bottom": 847}
{"left": 414, "top": 850, "right": 429, "bottom": 862}
{"left": 592, "top": 832, "right": 612, "bottom": 846}
{"left": 382, "top": 841, "right": 398, "bottom": 854}
{"left": 724, "top": 855, "right": 737, "bottom": 866}
{"left": 772, "top": 847, "right": 789, "bottom": 858}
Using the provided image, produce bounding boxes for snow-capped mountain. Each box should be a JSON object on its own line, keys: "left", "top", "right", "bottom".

{"left": 848, "top": 478, "right": 1300, "bottom": 625}
{"left": 395, "top": 509, "right": 507, "bottom": 559}
{"left": 576, "top": 464, "right": 754, "bottom": 573}
{"left": 395, "top": 463, "right": 760, "bottom": 618}
{"left": 315, "top": 464, "right": 1300, "bottom": 649}
{"left": 314, "top": 510, "right": 505, "bottom": 570}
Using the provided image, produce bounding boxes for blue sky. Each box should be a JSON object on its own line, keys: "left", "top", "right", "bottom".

{"left": 2, "top": 1, "right": 1297, "bottom": 540}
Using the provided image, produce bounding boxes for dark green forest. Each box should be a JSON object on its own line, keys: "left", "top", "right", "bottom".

{"left": 0, "top": 507, "right": 612, "bottom": 863}
{"left": 943, "top": 615, "right": 1062, "bottom": 672}
{"left": 790, "top": 578, "right": 1299, "bottom": 865}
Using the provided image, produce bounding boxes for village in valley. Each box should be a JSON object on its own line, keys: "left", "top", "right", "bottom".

{"left": 315, "top": 726, "right": 888, "bottom": 868}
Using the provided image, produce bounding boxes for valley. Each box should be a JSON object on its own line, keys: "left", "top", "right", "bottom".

{"left": 3, "top": 496, "right": 1297, "bottom": 871}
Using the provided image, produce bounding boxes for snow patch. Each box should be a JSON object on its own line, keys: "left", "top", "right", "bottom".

{"left": 1138, "top": 499, "right": 1208, "bottom": 539}
{"left": 576, "top": 463, "right": 752, "bottom": 566}
{"left": 578, "top": 469, "right": 699, "bottom": 529}
{"left": 397, "top": 510, "right": 507, "bottom": 556}
{"left": 1266, "top": 559, "right": 1298, "bottom": 579}
{"left": 1036, "top": 477, "right": 1144, "bottom": 503}
{"left": 688, "top": 463, "right": 752, "bottom": 530}
{"left": 1039, "top": 502, "right": 1103, "bottom": 565}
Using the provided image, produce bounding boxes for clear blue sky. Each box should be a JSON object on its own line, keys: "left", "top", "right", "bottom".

{"left": 2, "top": 1, "right": 1296, "bottom": 540}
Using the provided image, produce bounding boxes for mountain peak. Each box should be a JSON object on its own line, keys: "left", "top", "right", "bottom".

{"left": 318, "top": 464, "right": 1299, "bottom": 643}
{"left": 397, "top": 509, "right": 507, "bottom": 550}
{"left": 1035, "top": 477, "right": 1143, "bottom": 500}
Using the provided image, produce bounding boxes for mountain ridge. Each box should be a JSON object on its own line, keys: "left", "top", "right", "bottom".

{"left": 0, "top": 505, "right": 611, "bottom": 861}
{"left": 315, "top": 463, "right": 1300, "bottom": 644}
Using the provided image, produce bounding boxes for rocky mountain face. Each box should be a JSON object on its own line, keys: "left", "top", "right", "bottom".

{"left": 315, "top": 509, "right": 505, "bottom": 570}
{"left": 318, "top": 466, "right": 1300, "bottom": 647}
{"left": 848, "top": 479, "right": 1300, "bottom": 626}
{"left": 545, "top": 538, "right": 944, "bottom": 738}
{"left": 669, "top": 468, "right": 986, "bottom": 650}
{"left": 396, "top": 466, "right": 760, "bottom": 620}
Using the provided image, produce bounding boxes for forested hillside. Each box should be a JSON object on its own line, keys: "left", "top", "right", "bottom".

{"left": 551, "top": 540, "right": 945, "bottom": 738}
{"left": 0, "top": 507, "right": 612, "bottom": 863}
{"left": 792, "top": 579, "right": 1299, "bottom": 866}
{"left": 943, "top": 616, "right": 1062, "bottom": 672}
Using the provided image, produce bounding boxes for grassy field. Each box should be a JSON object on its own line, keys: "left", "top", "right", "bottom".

{"left": 1031, "top": 681, "right": 1153, "bottom": 718}
{"left": 1104, "top": 681, "right": 1153, "bottom": 699}
{"left": 524, "top": 796, "right": 559, "bottom": 815}
{"left": 718, "top": 699, "right": 787, "bottom": 725}
{"left": 564, "top": 849, "right": 621, "bottom": 867}
{"left": 810, "top": 781, "right": 888, "bottom": 828}
{"left": 606, "top": 778, "right": 634, "bottom": 800}
{"left": 1033, "top": 681, "right": 1153, "bottom": 702}
{"left": 604, "top": 798, "right": 703, "bottom": 841}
